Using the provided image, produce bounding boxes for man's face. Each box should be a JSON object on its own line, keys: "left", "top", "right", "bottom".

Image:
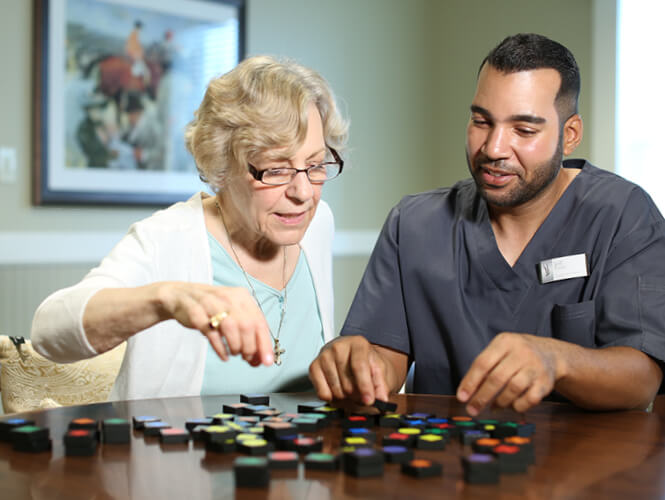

{"left": 466, "top": 65, "right": 564, "bottom": 208}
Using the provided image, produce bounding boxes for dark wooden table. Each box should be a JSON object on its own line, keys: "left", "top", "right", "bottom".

{"left": 2, "top": 393, "right": 665, "bottom": 499}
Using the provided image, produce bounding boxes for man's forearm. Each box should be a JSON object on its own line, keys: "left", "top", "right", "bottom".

{"left": 555, "top": 344, "right": 662, "bottom": 410}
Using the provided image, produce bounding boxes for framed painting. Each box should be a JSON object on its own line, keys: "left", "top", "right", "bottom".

{"left": 32, "top": 0, "right": 246, "bottom": 205}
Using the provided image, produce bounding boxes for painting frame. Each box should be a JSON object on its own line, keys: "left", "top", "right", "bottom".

{"left": 32, "top": 0, "right": 246, "bottom": 206}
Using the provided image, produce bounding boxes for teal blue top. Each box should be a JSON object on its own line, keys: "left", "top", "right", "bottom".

{"left": 201, "top": 233, "right": 324, "bottom": 395}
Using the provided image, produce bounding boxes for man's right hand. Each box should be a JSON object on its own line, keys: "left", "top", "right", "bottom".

{"left": 309, "top": 336, "right": 400, "bottom": 406}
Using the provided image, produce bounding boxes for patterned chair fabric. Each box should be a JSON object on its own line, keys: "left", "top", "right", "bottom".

{"left": 0, "top": 336, "right": 125, "bottom": 413}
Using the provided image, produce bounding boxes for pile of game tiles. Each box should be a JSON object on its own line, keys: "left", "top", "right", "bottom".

{"left": 0, "top": 393, "right": 535, "bottom": 486}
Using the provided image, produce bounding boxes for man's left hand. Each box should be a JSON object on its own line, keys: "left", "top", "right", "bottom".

{"left": 456, "top": 333, "right": 565, "bottom": 415}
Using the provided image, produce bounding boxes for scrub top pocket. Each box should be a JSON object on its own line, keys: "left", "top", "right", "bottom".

{"left": 551, "top": 300, "right": 596, "bottom": 347}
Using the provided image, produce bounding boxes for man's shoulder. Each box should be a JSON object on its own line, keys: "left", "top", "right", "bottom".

{"left": 398, "top": 179, "right": 477, "bottom": 210}
{"left": 571, "top": 159, "right": 655, "bottom": 206}
{"left": 568, "top": 159, "right": 664, "bottom": 227}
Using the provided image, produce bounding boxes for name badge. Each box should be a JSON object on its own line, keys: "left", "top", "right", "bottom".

{"left": 537, "top": 253, "right": 589, "bottom": 284}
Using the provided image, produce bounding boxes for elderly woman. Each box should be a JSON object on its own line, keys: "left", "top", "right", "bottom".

{"left": 31, "top": 56, "right": 348, "bottom": 400}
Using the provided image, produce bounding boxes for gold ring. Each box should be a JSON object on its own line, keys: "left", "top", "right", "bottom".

{"left": 209, "top": 311, "right": 229, "bottom": 329}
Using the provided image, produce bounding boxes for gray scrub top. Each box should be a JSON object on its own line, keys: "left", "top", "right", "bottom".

{"left": 342, "top": 160, "right": 665, "bottom": 395}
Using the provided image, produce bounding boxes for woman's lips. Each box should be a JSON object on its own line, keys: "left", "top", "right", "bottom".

{"left": 274, "top": 211, "right": 306, "bottom": 225}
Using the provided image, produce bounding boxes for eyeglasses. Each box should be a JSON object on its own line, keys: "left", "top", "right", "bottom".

{"left": 248, "top": 147, "right": 344, "bottom": 185}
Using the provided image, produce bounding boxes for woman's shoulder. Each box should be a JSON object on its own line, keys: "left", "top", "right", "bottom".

{"left": 133, "top": 192, "right": 206, "bottom": 233}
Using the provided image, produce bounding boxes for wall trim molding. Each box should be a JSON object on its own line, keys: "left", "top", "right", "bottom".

{"left": 0, "top": 230, "right": 378, "bottom": 264}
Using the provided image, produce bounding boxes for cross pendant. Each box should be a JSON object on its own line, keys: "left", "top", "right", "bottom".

{"left": 273, "top": 339, "right": 285, "bottom": 366}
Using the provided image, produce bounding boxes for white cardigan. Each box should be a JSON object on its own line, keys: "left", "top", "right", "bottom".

{"left": 31, "top": 193, "right": 336, "bottom": 401}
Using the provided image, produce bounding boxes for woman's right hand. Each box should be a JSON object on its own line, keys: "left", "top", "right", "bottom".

{"left": 156, "top": 282, "right": 274, "bottom": 366}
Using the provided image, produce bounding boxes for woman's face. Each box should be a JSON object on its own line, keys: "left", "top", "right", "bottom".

{"left": 242, "top": 103, "right": 326, "bottom": 247}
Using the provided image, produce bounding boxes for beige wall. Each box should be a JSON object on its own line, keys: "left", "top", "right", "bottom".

{"left": 0, "top": 0, "right": 611, "bottom": 333}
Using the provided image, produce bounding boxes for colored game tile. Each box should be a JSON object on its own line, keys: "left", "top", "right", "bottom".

{"left": 492, "top": 444, "right": 528, "bottom": 473}
{"left": 189, "top": 425, "right": 210, "bottom": 441}
{"left": 300, "top": 412, "right": 330, "bottom": 428}
{"left": 460, "top": 429, "right": 491, "bottom": 446}
{"left": 344, "top": 448, "right": 384, "bottom": 478}
{"left": 405, "top": 412, "right": 434, "bottom": 420}
{"left": 397, "top": 427, "right": 422, "bottom": 437}
{"left": 297, "top": 401, "right": 327, "bottom": 413}
{"left": 493, "top": 422, "right": 519, "bottom": 438}
{"left": 451, "top": 416, "right": 474, "bottom": 422}
{"left": 102, "top": 418, "right": 131, "bottom": 444}
{"left": 430, "top": 422, "right": 459, "bottom": 437}
{"left": 267, "top": 451, "right": 299, "bottom": 469}
{"left": 351, "top": 413, "right": 378, "bottom": 427}
{"left": 262, "top": 422, "right": 297, "bottom": 441}
{"left": 382, "top": 432, "right": 415, "bottom": 448}
{"left": 400, "top": 418, "right": 428, "bottom": 429}
{"left": 142, "top": 421, "right": 171, "bottom": 437}
{"left": 341, "top": 416, "right": 371, "bottom": 429}
{"left": 64, "top": 429, "right": 95, "bottom": 446}
{"left": 235, "top": 432, "right": 259, "bottom": 442}
{"left": 236, "top": 416, "right": 261, "bottom": 425}
{"left": 462, "top": 453, "right": 500, "bottom": 484}
{"left": 234, "top": 456, "right": 270, "bottom": 488}
{"left": 342, "top": 436, "right": 373, "bottom": 448}
{"left": 373, "top": 399, "right": 398, "bottom": 413}
{"left": 426, "top": 417, "right": 449, "bottom": 425}
{"left": 159, "top": 427, "right": 190, "bottom": 445}
{"left": 0, "top": 419, "right": 36, "bottom": 441}
{"left": 226, "top": 422, "right": 248, "bottom": 433}
{"left": 222, "top": 403, "right": 249, "bottom": 415}
{"left": 185, "top": 418, "right": 214, "bottom": 431}
{"left": 517, "top": 422, "right": 536, "bottom": 437}
{"left": 304, "top": 452, "right": 339, "bottom": 471}
{"left": 379, "top": 413, "right": 402, "bottom": 428}
{"left": 201, "top": 425, "right": 235, "bottom": 443}
{"left": 63, "top": 429, "right": 97, "bottom": 456}
{"left": 10, "top": 426, "right": 52, "bottom": 453}
{"left": 382, "top": 445, "right": 413, "bottom": 464}
{"left": 209, "top": 413, "right": 234, "bottom": 424}
{"left": 237, "top": 438, "right": 274, "bottom": 456}
{"left": 503, "top": 436, "right": 535, "bottom": 465}
{"left": 254, "top": 409, "right": 283, "bottom": 420}
{"left": 293, "top": 436, "right": 323, "bottom": 454}
{"left": 343, "top": 427, "right": 377, "bottom": 442}
{"left": 68, "top": 418, "right": 99, "bottom": 433}
{"left": 401, "top": 458, "right": 443, "bottom": 478}
{"left": 472, "top": 438, "right": 502, "bottom": 454}
{"left": 240, "top": 394, "right": 270, "bottom": 405}
{"left": 313, "top": 405, "right": 344, "bottom": 419}
{"left": 340, "top": 446, "right": 358, "bottom": 467}
{"left": 291, "top": 417, "right": 319, "bottom": 433}
{"left": 454, "top": 421, "right": 477, "bottom": 432}
{"left": 423, "top": 428, "right": 450, "bottom": 440}
{"left": 243, "top": 405, "right": 274, "bottom": 415}
{"left": 206, "top": 437, "right": 236, "bottom": 453}
{"left": 415, "top": 434, "right": 446, "bottom": 450}
{"left": 132, "top": 416, "right": 160, "bottom": 430}
{"left": 275, "top": 434, "right": 299, "bottom": 451}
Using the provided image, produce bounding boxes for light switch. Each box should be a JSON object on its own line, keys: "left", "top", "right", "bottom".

{"left": 0, "top": 147, "right": 17, "bottom": 184}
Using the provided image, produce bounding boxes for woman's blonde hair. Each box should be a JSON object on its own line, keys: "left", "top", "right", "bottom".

{"left": 185, "top": 55, "right": 349, "bottom": 190}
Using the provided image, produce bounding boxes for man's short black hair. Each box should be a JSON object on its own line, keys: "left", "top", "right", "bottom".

{"left": 479, "top": 33, "right": 581, "bottom": 121}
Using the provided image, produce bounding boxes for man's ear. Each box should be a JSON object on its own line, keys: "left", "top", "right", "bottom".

{"left": 562, "top": 114, "right": 583, "bottom": 156}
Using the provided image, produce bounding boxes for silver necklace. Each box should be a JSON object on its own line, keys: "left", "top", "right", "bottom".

{"left": 215, "top": 201, "right": 287, "bottom": 366}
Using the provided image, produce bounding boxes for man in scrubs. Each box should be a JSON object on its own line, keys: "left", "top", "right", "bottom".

{"left": 309, "top": 33, "right": 665, "bottom": 415}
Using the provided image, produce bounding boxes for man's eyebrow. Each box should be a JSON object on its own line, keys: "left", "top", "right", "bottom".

{"left": 470, "top": 105, "right": 546, "bottom": 124}
{"left": 508, "top": 114, "right": 546, "bottom": 124}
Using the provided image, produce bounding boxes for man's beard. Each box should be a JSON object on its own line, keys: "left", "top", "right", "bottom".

{"left": 467, "top": 138, "right": 564, "bottom": 208}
